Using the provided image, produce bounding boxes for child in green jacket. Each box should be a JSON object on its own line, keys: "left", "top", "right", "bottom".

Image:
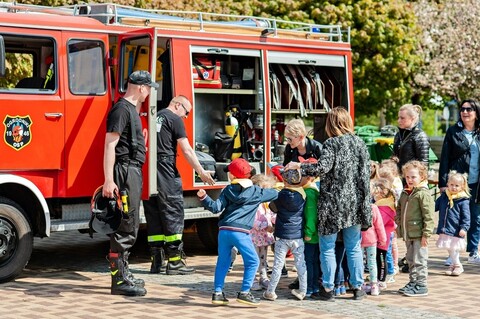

{"left": 303, "top": 174, "right": 320, "bottom": 298}
{"left": 395, "top": 160, "right": 434, "bottom": 297}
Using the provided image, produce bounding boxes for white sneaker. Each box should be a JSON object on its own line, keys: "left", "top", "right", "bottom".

{"left": 445, "top": 265, "right": 455, "bottom": 276}
{"left": 263, "top": 291, "right": 278, "bottom": 301}
{"left": 378, "top": 281, "right": 387, "bottom": 290}
{"left": 393, "top": 266, "right": 399, "bottom": 275}
{"left": 370, "top": 283, "right": 380, "bottom": 296}
{"left": 291, "top": 289, "right": 306, "bottom": 300}
{"left": 362, "top": 283, "right": 371, "bottom": 293}
{"left": 444, "top": 256, "right": 452, "bottom": 266}
{"left": 468, "top": 254, "right": 480, "bottom": 264}
{"left": 259, "top": 279, "right": 270, "bottom": 290}
{"left": 452, "top": 264, "right": 464, "bottom": 276}
{"left": 386, "top": 274, "right": 395, "bottom": 283}
{"left": 251, "top": 281, "right": 262, "bottom": 291}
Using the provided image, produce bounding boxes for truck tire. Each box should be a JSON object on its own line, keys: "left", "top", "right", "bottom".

{"left": 196, "top": 219, "right": 218, "bottom": 252}
{"left": 0, "top": 196, "right": 33, "bottom": 283}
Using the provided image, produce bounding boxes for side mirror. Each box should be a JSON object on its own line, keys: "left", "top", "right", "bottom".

{"left": 0, "top": 35, "right": 5, "bottom": 77}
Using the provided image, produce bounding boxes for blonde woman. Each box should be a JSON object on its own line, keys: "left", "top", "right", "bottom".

{"left": 393, "top": 104, "right": 430, "bottom": 170}
{"left": 283, "top": 118, "right": 322, "bottom": 165}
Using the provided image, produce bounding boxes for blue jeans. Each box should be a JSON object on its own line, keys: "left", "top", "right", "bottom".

{"left": 334, "top": 241, "right": 346, "bottom": 285}
{"left": 214, "top": 229, "right": 259, "bottom": 293}
{"left": 467, "top": 183, "right": 480, "bottom": 255}
{"left": 304, "top": 242, "right": 320, "bottom": 293}
{"left": 386, "top": 232, "right": 394, "bottom": 275}
{"left": 320, "top": 224, "right": 364, "bottom": 290}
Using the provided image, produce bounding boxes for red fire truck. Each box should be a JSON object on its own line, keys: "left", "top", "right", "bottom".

{"left": 0, "top": 2, "right": 353, "bottom": 282}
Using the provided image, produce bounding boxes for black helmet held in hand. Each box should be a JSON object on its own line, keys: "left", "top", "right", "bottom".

{"left": 89, "top": 186, "right": 123, "bottom": 235}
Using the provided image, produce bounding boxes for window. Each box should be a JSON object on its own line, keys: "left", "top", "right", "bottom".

{"left": 116, "top": 36, "right": 152, "bottom": 92}
{"left": 68, "top": 39, "right": 106, "bottom": 95}
{"left": 0, "top": 34, "right": 55, "bottom": 92}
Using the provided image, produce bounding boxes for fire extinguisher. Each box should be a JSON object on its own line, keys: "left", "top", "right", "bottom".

{"left": 225, "top": 108, "right": 242, "bottom": 160}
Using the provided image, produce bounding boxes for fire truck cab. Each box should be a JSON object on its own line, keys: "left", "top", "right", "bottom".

{"left": 0, "top": 2, "right": 353, "bottom": 283}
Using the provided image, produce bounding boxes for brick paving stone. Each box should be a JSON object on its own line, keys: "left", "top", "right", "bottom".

{"left": 0, "top": 230, "right": 479, "bottom": 318}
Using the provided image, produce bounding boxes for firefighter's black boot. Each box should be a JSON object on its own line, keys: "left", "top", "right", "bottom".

{"left": 166, "top": 247, "right": 195, "bottom": 275}
{"left": 123, "top": 251, "right": 145, "bottom": 287}
{"left": 150, "top": 246, "right": 167, "bottom": 274}
{"left": 109, "top": 252, "right": 147, "bottom": 296}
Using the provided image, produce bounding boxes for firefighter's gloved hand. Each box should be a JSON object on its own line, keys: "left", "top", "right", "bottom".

{"left": 199, "top": 169, "right": 215, "bottom": 186}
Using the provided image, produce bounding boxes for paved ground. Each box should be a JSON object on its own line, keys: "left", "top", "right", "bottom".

{"left": 0, "top": 229, "right": 479, "bottom": 319}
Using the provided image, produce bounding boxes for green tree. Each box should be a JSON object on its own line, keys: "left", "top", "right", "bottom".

{"left": 248, "top": 0, "right": 424, "bottom": 121}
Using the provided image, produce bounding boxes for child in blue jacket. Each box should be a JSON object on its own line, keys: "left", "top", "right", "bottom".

{"left": 263, "top": 168, "right": 308, "bottom": 301}
{"left": 197, "top": 158, "right": 278, "bottom": 307}
{"left": 435, "top": 170, "right": 470, "bottom": 276}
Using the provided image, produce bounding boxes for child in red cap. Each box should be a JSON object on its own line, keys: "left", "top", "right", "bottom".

{"left": 197, "top": 158, "right": 278, "bottom": 307}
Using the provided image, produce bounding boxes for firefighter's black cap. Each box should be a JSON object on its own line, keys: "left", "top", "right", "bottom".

{"left": 128, "top": 70, "right": 160, "bottom": 89}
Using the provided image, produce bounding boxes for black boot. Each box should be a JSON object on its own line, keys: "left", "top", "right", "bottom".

{"left": 150, "top": 246, "right": 167, "bottom": 274}
{"left": 166, "top": 247, "right": 195, "bottom": 275}
{"left": 109, "top": 252, "right": 147, "bottom": 296}
{"left": 123, "top": 251, "right": 145, "bottom": 287}
{"left": 166, "top": 259, "right": 196, "bottom": 275}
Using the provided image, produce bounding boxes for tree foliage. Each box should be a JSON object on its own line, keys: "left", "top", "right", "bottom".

{"left": 413, "top": 0, "right": 480, "bottom": 102}
{"left": 247, "top": 0, "right": 424, "bottom": 119}
{"left": 0, "top": 54, "right": 32, "bottom": 88}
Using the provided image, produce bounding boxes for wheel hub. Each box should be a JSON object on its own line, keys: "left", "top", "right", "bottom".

{"left": 0, "top": 218, "right": 16, "bottom": 264}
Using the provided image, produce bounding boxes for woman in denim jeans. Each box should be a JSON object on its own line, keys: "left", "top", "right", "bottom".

{"left": 439, "top": 99, "right": 480, "bottom": 264}
{"left": 286, "top": 107, "right": 372, "bottom": 301}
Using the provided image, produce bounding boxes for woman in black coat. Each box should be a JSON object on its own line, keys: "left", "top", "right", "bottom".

{"left": 393, "top": 104, "right": 430, "bottom": 170}
{"left": 439, "top": 99, "right": 480, "bottom": 263}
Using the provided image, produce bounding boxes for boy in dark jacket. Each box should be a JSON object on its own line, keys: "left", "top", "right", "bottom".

{"left": 263, "top": 168, "right": 307, "bottom": 301}
{"left": 197, "top": 158, "right": 278, "bottom": 307}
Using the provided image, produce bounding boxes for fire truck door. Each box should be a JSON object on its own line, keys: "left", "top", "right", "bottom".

{"left": 0, "top": 30, "right": 64, "bottom": 170}
{"left": 62, "top": 32, "right": 112, "bottom": 195}
{"left": 115, "top": 28, "right": 157, "bottom": 199}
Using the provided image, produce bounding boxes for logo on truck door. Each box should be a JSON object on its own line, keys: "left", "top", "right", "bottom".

{"left": 3, "top": 115, "right": 32, "bottom": 151}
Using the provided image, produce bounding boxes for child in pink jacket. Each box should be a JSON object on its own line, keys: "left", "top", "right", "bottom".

{"left": 250, "top": 174, "right": 277, "bottom": 290}
{"left": 361, "top": 203, "right": 387, "bottom": 296}
{"left": 372, "top": 178, "right": 397, "bottom": 289}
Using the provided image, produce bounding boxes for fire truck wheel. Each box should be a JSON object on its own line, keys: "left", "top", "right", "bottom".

{"left": 196, "top": 219, "right": 218, "bottom": 252}
{"left": 0, "top": 196, "right": 33, "bottom": 283}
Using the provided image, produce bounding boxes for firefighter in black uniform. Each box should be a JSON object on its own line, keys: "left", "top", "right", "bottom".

{"left": 144, "top": 95, "right": 215, "bottom": 275}
{"left": 102, "top": 70, "right": 158, "bottom": 296}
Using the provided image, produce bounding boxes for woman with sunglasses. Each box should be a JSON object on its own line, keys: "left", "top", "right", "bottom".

{"left": 282, "top": 118, "right": 322, "bottom": 166}
{"left": 439, "top": 99, "right": 480, "bottom": 264}
{"left": 393, "top": 104, "right": 430, "bottom": 171}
